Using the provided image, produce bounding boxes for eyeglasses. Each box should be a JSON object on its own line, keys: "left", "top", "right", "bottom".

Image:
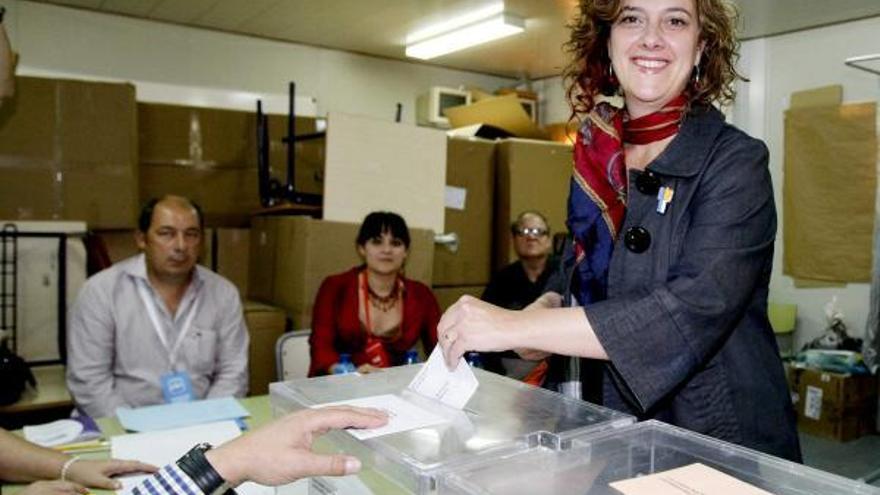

{"left": 514, "top": 227, "right": 549, "bottom": 238}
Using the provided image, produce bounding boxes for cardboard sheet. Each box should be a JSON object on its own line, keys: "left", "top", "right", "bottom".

{"left": 783, "top": 100, "right": 877, "bottom": 283}
{"left": 322, "top": 113, "right": 445, "bottom": 233}
{"left": 445, "top": 94, "right": 547, "bottom": 140}
{"left": 784, "top": 86, "right": 847, "bottom": 287}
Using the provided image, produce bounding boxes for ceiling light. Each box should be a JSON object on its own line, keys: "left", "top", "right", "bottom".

{"left": 405, "top": 12, "right": 525, "bottom": 60}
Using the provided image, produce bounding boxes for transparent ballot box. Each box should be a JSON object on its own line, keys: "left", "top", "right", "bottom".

{"left": 440, "top": 420, "right": 880, "bottom": 495}
{"left": 269, "top": 365, "right": 634, "bottom": 494}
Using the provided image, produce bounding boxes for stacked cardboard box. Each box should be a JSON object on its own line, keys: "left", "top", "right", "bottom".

{"left": 210, "top": 228, "right": 250, "bottom": 297}
{"left": 433, "top": 137, "right": 495, "bottom": 287}
{"left": 786, "top": 364, "right": 878, "bottom": 441}
{"left": 0, "top": 77, "right": 138, "bottom": 228}
{"left": 138, "top": 103, "right": 324, "bottom": 227}
{"left": 249, "top": 216, "right": 434, "bottom": 329}
{"left": 494, "top": 139, "right": 572, "bottom": 269}
{"left": 433, "top": 286, "right": 486, "bottom": 313}
{"left": 243, "top": 301, "right": 288, "bottom": 395}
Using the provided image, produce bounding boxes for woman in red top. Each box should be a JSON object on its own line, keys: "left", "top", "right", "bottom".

{"left": 308, "top": 212, "right": 440, "bottom": 376}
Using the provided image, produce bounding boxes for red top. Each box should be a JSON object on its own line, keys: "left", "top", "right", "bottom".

{"left": 308, "top": 267, "right": 440, "bottom": 376}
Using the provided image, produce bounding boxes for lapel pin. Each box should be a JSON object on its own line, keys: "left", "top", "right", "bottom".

{"left": 656, "top": 186, "right": 674, "bottom": 215}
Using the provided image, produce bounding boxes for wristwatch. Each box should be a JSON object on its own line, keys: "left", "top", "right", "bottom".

{"left": 176, "top": 443, "right": 235, "bottom": 495}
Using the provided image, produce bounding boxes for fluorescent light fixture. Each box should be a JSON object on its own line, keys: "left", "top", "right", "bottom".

{"left": 407, "top": 2, "right": 504, "bottom": 44}
{"left": 406, "top": 11, "right": 524, "bottom": 60}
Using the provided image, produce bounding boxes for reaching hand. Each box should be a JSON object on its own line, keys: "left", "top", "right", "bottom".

{"left": 19, "top": 480, "right": 87, "bottom": 495}
{"left": 205, "top": 406, "right": 388, "bottom": 487}
{"left": 437, "top": 296, "right": 518, "bottom": 370}
{"left": 65, "top": 459, "right": 158, "bottom": 490}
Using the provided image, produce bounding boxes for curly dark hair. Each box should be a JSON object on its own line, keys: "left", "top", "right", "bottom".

{"left": 562, "top": 0, "right": 745, "bottom": 116}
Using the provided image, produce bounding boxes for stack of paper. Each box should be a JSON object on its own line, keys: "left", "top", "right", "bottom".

{"left": 24, "top": 415, "right": 103, "bottom": 450}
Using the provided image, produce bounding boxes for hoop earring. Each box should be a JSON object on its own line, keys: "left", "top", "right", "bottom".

{"left": 607, "top": 64, "right": 618, "bottom": 91}
{"left": 693, "top": 64, "right": 701, "bottom": 86}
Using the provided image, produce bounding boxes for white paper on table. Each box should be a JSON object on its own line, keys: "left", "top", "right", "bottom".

{"left": 110, "top": 420, "right": 272, "bottom": 495}
{"left": 407, "top": 346, "right": 478, "bottom": 410}
{"left": 608, "top": 463, "right": 775, "bottom": 495}
{"left": 313, "top": 394, "right": 448, "bottom": 440}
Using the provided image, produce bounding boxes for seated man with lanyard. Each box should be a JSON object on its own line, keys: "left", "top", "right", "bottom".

{"left": 67, "top": 195, "right": 249, "bottom": 417}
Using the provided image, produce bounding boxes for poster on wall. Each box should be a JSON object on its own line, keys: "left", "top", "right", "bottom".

{"left": 783, "top": 87, "right": 877, "bottom": 283}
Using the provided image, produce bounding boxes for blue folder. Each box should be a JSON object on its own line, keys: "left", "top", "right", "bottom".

{"left": 116, "top": 397, "right": 250, "bottom": 432}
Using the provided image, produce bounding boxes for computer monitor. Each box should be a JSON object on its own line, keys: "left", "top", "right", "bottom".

{"left": 417, "top": 86, "right": 471, "bottom": 128}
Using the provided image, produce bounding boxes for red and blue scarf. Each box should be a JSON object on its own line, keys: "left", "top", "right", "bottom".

{"left": 567, "top": 94, "right": 687, "bottom": 305}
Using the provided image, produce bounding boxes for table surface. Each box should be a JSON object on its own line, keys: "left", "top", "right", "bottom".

{"left": 3, "top": 395, "right": 273, "bottom": 495}
{"left": 0, "top": 364, "right": 72, "bottom": 414}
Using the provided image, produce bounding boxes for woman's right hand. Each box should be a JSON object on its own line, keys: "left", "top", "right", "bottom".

{"left": 513, "top": 292, "right": 563, "bottom": 361}
{"left": 437, "top": 296, "right": 520, "bottom": 369}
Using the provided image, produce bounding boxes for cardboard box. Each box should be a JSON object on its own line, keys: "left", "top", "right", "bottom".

{"left": 432, "top": 285, "right": 485, "bottom": 313}
{"left": 786, "top": 364, "right": 878, "bottom": 441}
{"left": 138, "top": 103, "right": 324, "bottom": 227}
{"left": 96, "top": 230, "right": 140, "bottom": 264}
{"left": 433, "top": 137, "right": 495, "bottom": 287}
{"left": 211, "top": 228, "right": 250, "bottom": 297}
{"left": 0, "top": 77, "right": 138, "bottom": 228}
{"left": 248, "top": 216, "right": 434, "bottom": 329}
{"left": 243, "top": 301, "right": 288, "bottom": 396}
{"left": 494, "top": 139, "right": 572, "bottom": 269}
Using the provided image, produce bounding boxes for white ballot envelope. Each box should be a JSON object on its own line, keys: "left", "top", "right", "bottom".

{"left": 311, "top": 347, "right": 479, "bottom": 440}
{"left": 407, "top": 346, "right": 479, "bottom": 410}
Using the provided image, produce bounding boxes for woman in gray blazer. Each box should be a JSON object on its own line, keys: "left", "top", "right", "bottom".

{"left": 437, "top": 0, "right": 801, "bottom": 462}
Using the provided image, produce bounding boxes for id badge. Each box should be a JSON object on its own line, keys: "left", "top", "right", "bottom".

{"left": 161, "top": 371, "right": 195, "bottom": 404}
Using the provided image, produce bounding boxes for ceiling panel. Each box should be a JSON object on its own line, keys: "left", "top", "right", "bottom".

{"left": 40, "top": 0, "right": 102, "bottom": 8}
{"left": 149, "top": 0, "right": 220, "bottom": 24}
{"left": 98, "top": 0, "right": 161, "bottom": 17}
{"left": 26, "top": 0, "right": 880, "bottom": 79}
{"left": 192, "top": 0, "right": 277, "bottom": 31}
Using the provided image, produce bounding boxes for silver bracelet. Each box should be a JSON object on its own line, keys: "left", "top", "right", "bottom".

{"left": 60, "top": 456, "right": 81, "bottom": 482}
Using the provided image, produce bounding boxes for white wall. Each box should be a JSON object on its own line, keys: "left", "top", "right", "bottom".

{"left": 534, "top": 75, "right": 569, "bottom": 125}
{"left": 737, "top": 18, "right": 880, "bottom": 348}
{"left": 4, "top": 0, "right": 514, "bottom": 119}
{"left": 536, "top": 18, "right": 880, "bottom": 347}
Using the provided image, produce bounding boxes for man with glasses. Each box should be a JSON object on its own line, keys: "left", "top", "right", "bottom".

{"left": 481, "top": 211, "right": 557, "bottom": 379}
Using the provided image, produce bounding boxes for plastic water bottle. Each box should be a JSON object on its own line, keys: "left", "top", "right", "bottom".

{"left": 404, "top": 350, "right": 420, "bottom": 365}
{"left": 334, "top": 353, "right": 357, "bottom": 374}
{"left": 465, "top": 351, "right": 484, "bottom": 369}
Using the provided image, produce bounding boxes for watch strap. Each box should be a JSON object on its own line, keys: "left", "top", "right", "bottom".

{"left": 176, "top": 443, "right": 235, "bottom": 495}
